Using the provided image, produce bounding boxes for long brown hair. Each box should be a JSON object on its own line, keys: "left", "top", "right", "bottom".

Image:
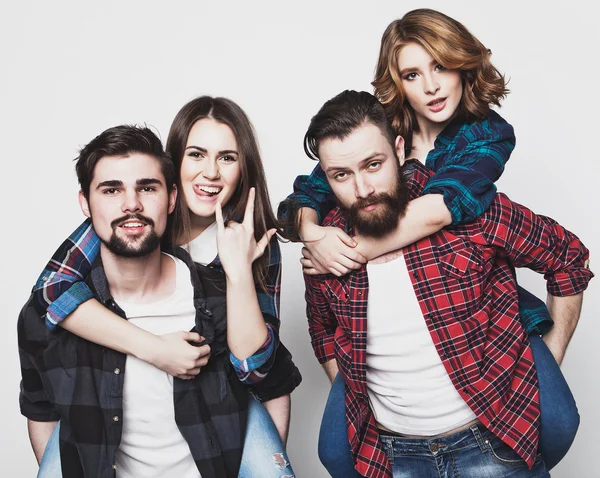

{"left": 166, "top": 96, "right": 279, "bottom": 291}
{"left": 372, "top": 9, "right": 509, "bottom": 143}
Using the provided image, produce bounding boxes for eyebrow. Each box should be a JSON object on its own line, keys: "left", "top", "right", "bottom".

{"left": 324, "top": 153, "right": 386, "bottom": 174}
{"left": 95, "top": 178, "right": 163, "bottom": 189}
{"left": 185, "top": 145, "right": 238, "bottom": 155}
{"left": 399, "top": 59, "right": 438, "bottom": 76}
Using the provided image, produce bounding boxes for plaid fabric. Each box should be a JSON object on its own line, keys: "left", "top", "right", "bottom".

{"left": 278, "top": 111, "right": 552, "bottom": 335}
{"left": 20, "top": 245, "right": 250, "bottom": 478}
{"left": 304, "top": 161, "right": 593, "bottom": 478}
{"left": 32, "top": 222, "right": 290, "bottom": 385}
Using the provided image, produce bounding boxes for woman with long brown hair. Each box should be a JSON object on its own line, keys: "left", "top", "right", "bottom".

{"left": 33, "top": 96, "right": 300, "bottom": 477}
{"left": 280, "top": 8, "right": 577, "bottom": 477}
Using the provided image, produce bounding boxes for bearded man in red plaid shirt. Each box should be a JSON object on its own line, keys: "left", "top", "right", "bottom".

{"left": 296, "top": 91, "right": 593, "bottom": 478}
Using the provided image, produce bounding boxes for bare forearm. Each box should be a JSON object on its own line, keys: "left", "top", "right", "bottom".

{"left": 27, "top": 419, "right": 57, "bottom": 465}
{"left": 544, "top": 293, "right": 583, "bottom": 365}
{"left": 226, "top": 268, "right": 269, "bottom": 360}
{"left": 298, "top": 208, "right": 320, "bottom": 242}
{"left": 60, "top": 299, "right": 158, "bottom": 361}
{"left": 355, "top": 194, "right": 451, "bottom": 260}
{"left": 262, "top": 395, "right": 291, "bottom": 446}
{"left": 322, "top": 359, "right": 339, "bottom": 383}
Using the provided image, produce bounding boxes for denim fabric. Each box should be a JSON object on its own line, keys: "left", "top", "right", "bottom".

{"left": 319, "top": 336, "right": 578, "bottom": 475}
{"left": 380, "top": 424, "right": 548, "bottom": 477}
{"left": 38, "top": 395, "right": 294, "bottom": 478}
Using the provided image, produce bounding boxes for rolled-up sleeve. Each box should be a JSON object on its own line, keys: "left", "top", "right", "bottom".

{"left": 422, "top": 111, "right": 515, "bottom": 225}
{"left": 34, "top": 220, "right": 100, "bottom": 329}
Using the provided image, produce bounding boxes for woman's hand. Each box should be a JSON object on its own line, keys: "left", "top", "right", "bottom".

{"left": 299, "top": 222, "right": 366, "bottom": 276}
{"left": 145, "top": 331, "right": 211, "bottom": 380}
{"left": 215, "top": 187, "right": 276, "bottom": 281}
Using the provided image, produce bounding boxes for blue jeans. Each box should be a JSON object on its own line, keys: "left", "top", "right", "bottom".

{"left": 38, "top": 394, "right": 294, "bottom": 478}
{"left": 318, "top": 336, "right": 578, "bottom": 477}
{"left": 381, "top": 424, "right": 548, "bottom": 477}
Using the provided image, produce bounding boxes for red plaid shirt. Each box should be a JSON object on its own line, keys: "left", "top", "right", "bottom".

{"left": 304, "top": 161, "right": 593, "bottom": 478}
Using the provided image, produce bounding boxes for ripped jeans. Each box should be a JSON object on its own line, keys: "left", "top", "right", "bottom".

{"left": 38, "top": 394, "right": 295, "bottom": 478}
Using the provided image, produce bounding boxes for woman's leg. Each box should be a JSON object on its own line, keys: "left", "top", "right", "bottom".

{"left": 530, "top": 334, "right": 580, "bottom": 470}
{"left": 37, "top": 421, "right": 61, "bottom": 478}
{"left": 238, "top": 395, "right": 295, "bottom": 478}
{"left": 318, "top": 374, "right": 362, "bottom": 478}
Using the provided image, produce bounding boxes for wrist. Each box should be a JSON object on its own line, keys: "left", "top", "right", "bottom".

{"left": 134, "top": 333, "right": 161, "bottom": 364}
{"left": 225, "top": 265, "right": 254, "bottom": 285}
{"left": 299, "top": 221, "right": 321, "bottom": 242}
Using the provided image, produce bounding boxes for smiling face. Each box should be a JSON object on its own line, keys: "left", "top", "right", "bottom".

{"left": 179, "top": 118, "right": 242, "bottom": 232}
{"left": 79, "top": 153, "right": 176, "bottom": 258}
{"left": 398, "top": 42, "right": 463, "bottom": 131}
{"left": 319, "top": 121, "right": 409, "bottom": 237}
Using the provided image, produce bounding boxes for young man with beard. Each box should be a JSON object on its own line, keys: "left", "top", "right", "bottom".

{"left": 17, "top": 125, "right": 286, "bottom": 478}
{"left": 297, "top": 91, "right": 593, "bottom": 478}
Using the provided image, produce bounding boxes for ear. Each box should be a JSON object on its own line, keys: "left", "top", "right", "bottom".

{"left": 79, "top": 190, "right": 91, "bottom": 218}
{"left": 395, "top": 136, "right": 406, "bottom": 166}
{"left": 168, "top": 185, "right": 177, "bottom": 214}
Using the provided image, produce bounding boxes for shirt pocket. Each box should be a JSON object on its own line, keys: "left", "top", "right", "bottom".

{"left": 323, "top": 279, "right": 353, "bottom": 331}
{"left": 435, "top": 237, "right": 486, "bottom": 307}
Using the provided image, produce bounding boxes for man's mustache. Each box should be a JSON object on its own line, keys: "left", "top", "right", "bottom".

{"left": 110, "top": 214, "right": 155, "bottom": 230}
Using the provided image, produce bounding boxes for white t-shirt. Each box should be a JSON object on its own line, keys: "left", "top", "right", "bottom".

{"left": 365, "top": 253, "right": 477, "bottom": 436}
{"left": 115, "top": 254, "right": 201, "bottom": 478}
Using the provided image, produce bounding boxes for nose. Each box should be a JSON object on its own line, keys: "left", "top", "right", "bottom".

{"left": 202, "top": 158, "right": 220, "bottom": 180}
{"left": 423, "top": 73, "right": 440, "bottom": 95}
{"left": 354, "top": 174, "right": 375, "bottom": 199}
{"left": 122, "top": 189, "right": 143, "bottom": 213}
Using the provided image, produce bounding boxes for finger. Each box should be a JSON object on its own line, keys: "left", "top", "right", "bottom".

{"left": 184, "top": 332, "right": 202, "bottom": 343}
{"left": 332, "top": 255, "right": 363, "bottom": 270}
{"left": 177, "top": 374, "right": 196, "bottom": 380}
{"left": 215, "top": 201, "right": 225, "bottom": 234}
{"left": 242, "top": 187, "right": 256, "bottom": 229}
{"left": 328, "top": 264, "right": 349, "bottom": 277}
{"left": 342, "top": 249, "right": 367, "bottom": 264}
{"left": 336, "top": 230, "right": 358, "bottom": 248}
{"left": 195, "top": 344, "right": 211, "bottom": 358}
{"left": 195, "top": 356, "right": 210, "bottom": 367}
{"left": 187, "top": 367, "right": 202, "bottom": 375}
{"left": 301, "top": 247, "right": 313, "bottom": 261}
{"left": 303, "top": 267, "right": 319, "bottom": 275}
{"left": 256, "top": 228, "right": 277, "bottom": 257}
{"left": 300, "top": 257, "right": 314, "bottom": 269}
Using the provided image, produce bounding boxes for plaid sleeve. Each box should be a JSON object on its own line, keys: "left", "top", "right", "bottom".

{"left": 304, "top": 274, "right": 338, "bottom": 364}
{"left": 277, "top": 162, "right": 337, "bottom": 227}
{"left": 33, "top": 220, "right": 100, "bottom": 329}
{"left": 482, "top": 193, "right": 594, "bottom": 295}
{"left": 229, "top": 238, "right": 282, "bottom": 384}
{"left": 18, "top": 295, "right": 60, "bottom": 422}
{"left": 423, "top": 112, "right": 515, "bottom": 225}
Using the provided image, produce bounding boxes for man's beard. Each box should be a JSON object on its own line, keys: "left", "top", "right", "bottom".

{"left": 343, "top": 169, "right": 409, "bottom": 238}
{"left": 100, "top": 213, "right": 161, "bottom": 258}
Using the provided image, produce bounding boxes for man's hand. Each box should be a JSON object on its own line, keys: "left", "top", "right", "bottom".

{"left": 300, "top": 222, "right": 366, "bottom": 276}
{"left": 143, "top": 331, "right": 211, "bottom": 379}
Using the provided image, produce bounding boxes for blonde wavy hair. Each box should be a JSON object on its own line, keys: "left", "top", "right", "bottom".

{"left": 372, "top": 9, "right": 509, "bottom": 141}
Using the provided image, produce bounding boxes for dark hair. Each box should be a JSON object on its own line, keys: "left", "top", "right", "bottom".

{"left": 76, "top": 124, "right": 175, "bottom": 200}
{"left": 373, "top": 8, "right": 509, "bottom": 145}
{"left": 304, "top": 90, "right": 396, "bottom": 161}
{"left": 166, "top": 96, "right": 279, "bottom": 291}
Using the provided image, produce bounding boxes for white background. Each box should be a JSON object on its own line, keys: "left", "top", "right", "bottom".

{"left": 1, "top": 1, "right": 598, "bottom": 477}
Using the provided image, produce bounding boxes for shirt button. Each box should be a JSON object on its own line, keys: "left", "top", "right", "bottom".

{"left": 42, "top": 276, "right": 49, "bottom": 281}
{"left": 113, "top": 415, "right": 120, "bottom": 422}
{"left": 356, "top": 333, "right": 362, "bottom": 338}
{"left": 358, "top": 291, "right": 363, "bottom": 296}
{"left": 112, "top": 464, "right": 117, "bottom": 470}
{"left": 113, "top": 368, "right": 120, "bottom": 375}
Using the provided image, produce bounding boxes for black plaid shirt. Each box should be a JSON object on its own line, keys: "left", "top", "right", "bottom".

{"left": 18, "top": 245, "right": 300, "bottom": 478}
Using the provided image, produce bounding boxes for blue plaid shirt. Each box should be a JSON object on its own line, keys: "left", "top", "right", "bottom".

{"left": 277, "top": 110, "right": 552, "bottom": 334}
{"left": 34, "top": 220, "right": 282, "bottom": 383}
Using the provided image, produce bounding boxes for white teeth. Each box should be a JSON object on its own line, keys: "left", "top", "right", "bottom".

{"left": 198, "top": 186, "right": 222, "bottom": 194}
{"left": 123, "top": 223, "right": 144, "bottom": 228}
